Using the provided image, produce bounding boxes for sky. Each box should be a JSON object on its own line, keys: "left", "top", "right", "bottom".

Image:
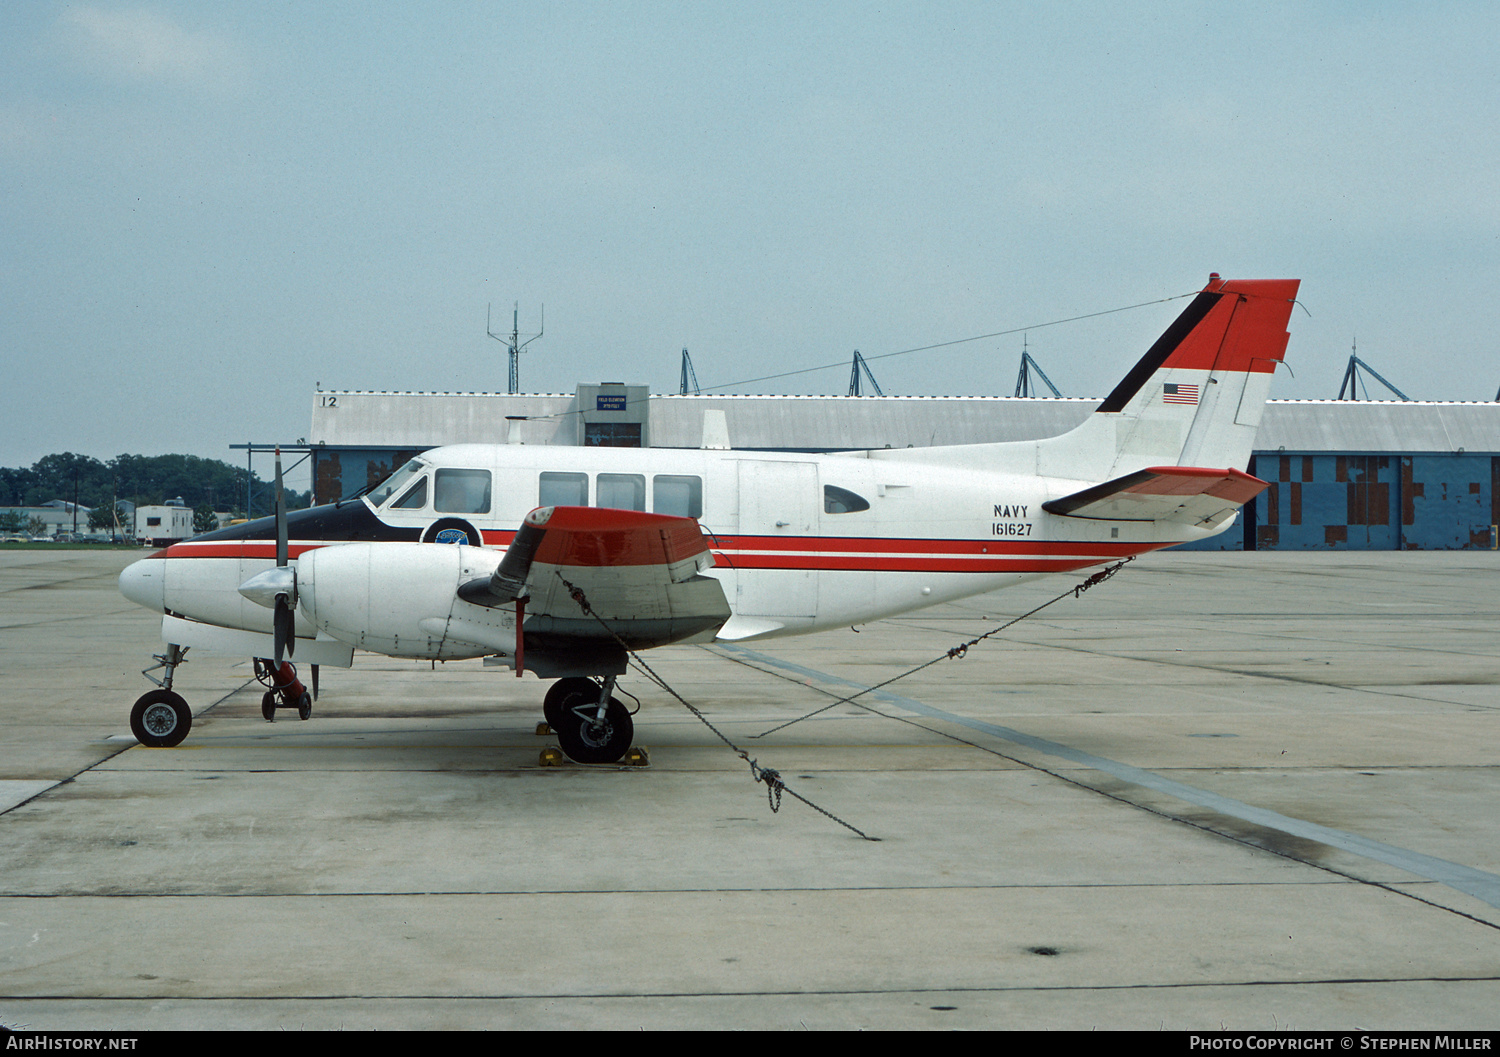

{"left": 3, "top": 2, "right": 1498, "bottom": 490}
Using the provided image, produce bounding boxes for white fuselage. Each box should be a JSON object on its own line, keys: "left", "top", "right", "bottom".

{"left": 123, "top": 442, "right": 1220, "bottom": 655}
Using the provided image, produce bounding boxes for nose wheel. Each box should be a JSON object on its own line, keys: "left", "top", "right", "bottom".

{"left": 129, "top": 689, "right": 192, "bottom": 748}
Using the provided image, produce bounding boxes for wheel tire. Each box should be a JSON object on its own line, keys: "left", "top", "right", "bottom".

{"left": 261, "top": 691, "right": 277, "bottom": 722}
{"left": 422, "top": 518, "right": 482, "bottom": 546}
{"left": 554, "top": 694, "right": 633, "bottom": 765}
{"left": 130, "top": 690, "right": 192, "bottom": 748}
{"left": 297, "top": 691, "right": 312, "bottom": 721}
{"left": 543, "top": 677, "right": 597, "bottom": 729}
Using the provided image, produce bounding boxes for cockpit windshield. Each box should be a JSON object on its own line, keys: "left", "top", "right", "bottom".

{"left": 366, "top": 459, "right": 428, "bottom": 509}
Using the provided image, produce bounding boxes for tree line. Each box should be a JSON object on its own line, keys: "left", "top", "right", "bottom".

{"left": 0, "top": 452, "right": 312, "bottom": 527}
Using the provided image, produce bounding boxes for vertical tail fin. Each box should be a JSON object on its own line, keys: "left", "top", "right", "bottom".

{"left": 1038, "top": 275, "right": 1299, "bottom": 481}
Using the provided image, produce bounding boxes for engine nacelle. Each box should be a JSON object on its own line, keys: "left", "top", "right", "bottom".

{"left": 297, "top": 543, "right": 509, "bottom": 660}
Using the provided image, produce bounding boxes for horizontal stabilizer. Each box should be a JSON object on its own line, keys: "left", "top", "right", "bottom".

{"left": 1043, "top": 466, "right": 1268, "bottom": 525}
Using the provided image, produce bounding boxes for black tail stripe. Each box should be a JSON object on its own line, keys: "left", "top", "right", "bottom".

{"left": 1042, "top": 469, "right": 1158, "bottom": 517}
{"left": 1096, "top": 292, "right": 1222, "bottom": 413}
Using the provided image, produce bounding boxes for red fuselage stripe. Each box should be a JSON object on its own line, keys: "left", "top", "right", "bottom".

{"left": 714, "top": 554, "right": 1146, "bottom": 573}
{"left": 159, "top": 534, "right": 1168, "bottom": 572}
{"left": 162, "top": 542, "right": 326, "bottom": 560}
{"left": 713, "top": 535, "right": 1146, "bottom": 556}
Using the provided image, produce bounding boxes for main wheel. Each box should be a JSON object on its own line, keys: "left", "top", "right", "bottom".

{"left": 130, "top": 690, "right": 192, "bottom": 748}
{"left": 261, "top": 691, "right": 277, "bottom": 722}
{"left": 543, "top": 677, "right": 597, "bottom": 728}
{"left": 554, "top": 694, "right": 634, "bottom": 765}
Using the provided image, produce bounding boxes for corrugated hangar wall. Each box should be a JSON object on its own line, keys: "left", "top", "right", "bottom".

{"left": 306, "top": 389, "right": 1500, "bottom": 552}
{"left": 1175, "top": 453, "right": 1499, "bottom": 552}
{"left": 1172, "top": 400, "right": 1500, "bottom": 551}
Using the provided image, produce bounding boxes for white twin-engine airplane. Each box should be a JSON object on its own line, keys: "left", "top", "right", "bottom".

{"left": 119, "top": 275, "right": 1298, "bottom": 763}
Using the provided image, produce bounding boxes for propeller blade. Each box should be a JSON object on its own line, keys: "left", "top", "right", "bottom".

{"left": 273, "top": 594, "right": 294, "bottom": 667}
{"left": 274, "top": 446, "right": 288, "bottom": 568}
{"left": 262, "top": 446, "right": 295, "bottom": 668}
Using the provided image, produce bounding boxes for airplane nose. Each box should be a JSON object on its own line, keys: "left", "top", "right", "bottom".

{"left": 119, "top": 557, "right": 166, "bottom": 612}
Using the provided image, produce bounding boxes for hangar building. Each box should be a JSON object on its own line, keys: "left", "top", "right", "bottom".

{"left": 304, "top": 386, "right": 1500, "bottom": 552}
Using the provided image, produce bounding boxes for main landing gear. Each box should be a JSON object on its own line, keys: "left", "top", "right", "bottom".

{"left": 130, "top": 644, "right": 192, "bottom": 747}
{"left": 542, "top": 676, "right": 634, "bottom": 764}
{"left": 254, "top": 659, "right": 313, "bottom": 722}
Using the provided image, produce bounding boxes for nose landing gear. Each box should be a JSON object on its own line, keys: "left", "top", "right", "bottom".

{"left": 130, "top": 643, "right": 192, "bottom": 747}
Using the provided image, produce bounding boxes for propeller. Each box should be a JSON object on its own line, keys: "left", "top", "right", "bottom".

{"left": 272, "top": 446, "right": 295, "bottom": 667}
{"left": 234, "top": 447, "right": 299, "bottom": 666}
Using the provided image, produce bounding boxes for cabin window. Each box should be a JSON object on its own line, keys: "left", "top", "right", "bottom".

{"left": 392, "top": 476, "right": 428, "bottom": 510}
{"left": 824, "top": 485, "right": 870, "bottom": 514}
{"left": 368, "top": 459, "right": 426, "bottom": 507}
{"left": 597, "top": 473, "right": 646, "bottom": 511}
{"left": 539, "top": 472, "right": 588, "bottom": 507}
{"left": 652, "top": 475, "right": 703, "bottom": 518}
{"left": 434, "top": 468, "right": 491, "bottom": 514}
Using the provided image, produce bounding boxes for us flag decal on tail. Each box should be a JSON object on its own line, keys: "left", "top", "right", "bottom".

{"left": 1163, "top": 382, "right": 1199, "bottom": 404}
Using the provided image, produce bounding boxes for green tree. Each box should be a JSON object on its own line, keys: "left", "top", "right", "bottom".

{"left": 27, "top": 453, "right": 108, "bottom": 509}
{"left": 0, "top": 452, "right": 311, "bottom": 518}
{"left": 0, "top": 468, "right": 36, "bottom": 507}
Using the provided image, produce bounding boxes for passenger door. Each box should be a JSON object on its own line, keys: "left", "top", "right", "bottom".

{"left": 734, "top": 460, "right": 819, "bottom": 617}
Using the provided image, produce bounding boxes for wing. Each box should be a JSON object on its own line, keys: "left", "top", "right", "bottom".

{"left": 1042, "top": 465, "right": 1268, "bottom": 526}
{"left": 159, "top": 613, "right": 355, "bottom": 668}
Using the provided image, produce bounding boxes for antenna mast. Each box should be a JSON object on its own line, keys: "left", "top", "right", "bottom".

{"left": 1013, "top": 336, "right": 1062, "bottom": 397}
{"left": 1337, "top": 337, "right": 1409, "bottom": 401}
{"left": 847, "top": 350, "right": 884, "bottom": 396}
{"left": 679, "top": 348, "right": 701, "bottom": 394}
{"left": 487, "top": 302, "right": 544, "bottom": 395}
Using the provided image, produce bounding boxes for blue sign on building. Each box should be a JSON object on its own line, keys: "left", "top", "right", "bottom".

{"left": 596, "top": 395, "right": 628, "bottom": 412}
